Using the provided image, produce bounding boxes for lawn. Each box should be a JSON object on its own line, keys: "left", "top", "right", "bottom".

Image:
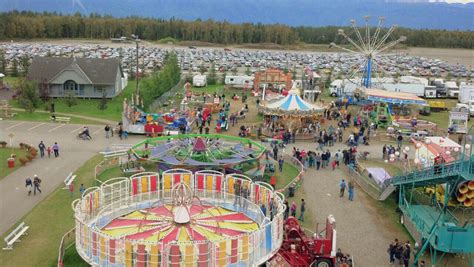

{"left": 190, "top": 83, "right": 225, "bottom": 94}
{"left": 6, "top": 110, "right": 100, "bottom": 125}
{"left": 9, "top": 79, "right": 137, "bottom": 122}
{"left": 0, "top": 154, "right": 103, "bottom": 267}
{"left": 0, "top": 147, "right": 28, "bottom": 180}
{"left": 263, "top": 162, "right": 300, "bottom": 190}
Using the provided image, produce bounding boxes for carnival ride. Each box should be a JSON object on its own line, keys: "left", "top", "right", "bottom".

{"left": 330, "top": 16, "right": 406, "bottom": 88}
{"left": 123, "top": 97, "right": 192, "bottom": 135}
{"left": 73, "top": 169, "right": 285, "bottom": 266}
{"left": 389, "top": 129, "right": 474, "bottom": 266}
{"left": 259, "top": 86, "right": 325, "bottom": 138}
{"left": 268, "top": 216, "right": 339, "bottom": 267}
{"left": 130, "top": 134, "right": 265, "bottom": 169}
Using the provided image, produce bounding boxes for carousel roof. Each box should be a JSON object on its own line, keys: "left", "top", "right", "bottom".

{"left": 266, "top": 89, "right": 324, "bottom": 112}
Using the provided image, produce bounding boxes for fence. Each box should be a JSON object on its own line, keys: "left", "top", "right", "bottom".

{"left": 74, "top": 170, "right": 285, "bottom": 267}
{"left": 57, "top": 227, "right": 76, "bottom": 267}
{"left": 94, "top": 156, "right": 122, "bottom": 184}
{"left": 344, "top": 163, "right": 385, "bottom": 200}
{"left": 277, "top": 155, "right": 305, "bottom": 195}
{"left": 148, "top": 80, "right": 185, "bottom": 112}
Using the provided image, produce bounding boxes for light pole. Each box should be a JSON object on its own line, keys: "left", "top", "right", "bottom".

{"left": 131, "top": 34, "right": 140, "bottom": 96}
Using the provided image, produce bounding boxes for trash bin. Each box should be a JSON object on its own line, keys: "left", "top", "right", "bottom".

{"left": 7, "top": 158, "right": 14, "bottom": 168}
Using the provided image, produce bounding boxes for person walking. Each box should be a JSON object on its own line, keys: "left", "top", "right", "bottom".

{"left": 402, "top": 242, "right": 411, "bottom": 267}
{"left": 105, "top": 124, "right": 111, "bottom": 139}
{"left": 397, "top": 134, "right": 403, "bottom": 149}
{"left": 241, "top": 184, "right": 249, "bottom": 211}
{"left": 233, "top": 180, "right": 242, "bottom": 207}
{"left": 298, "top": 199, "right": 306, "bottom": 221}
{"left": 38, "top": 141, "right": 46, "bottom": 158}
{"left": 25, "top": 177, "right": 33, "bottom": 196}
{"left": 52, "top": 142, "right": 59, "bottom": 157}
{"left": 339, "top": 179, "right": 347, "bottom": 197}
{"left": 47, "top": 146, "right": 52, "bottom": 158}
{"left": 278, "top": 157, "right": 284, "bottom": 172}
{"left": 79, "top": 183, "right": 86, "bottom": 196}
{"left": 348, "top": 181, "right": 355, "bottom": 201}
{"left": 68, "top": 182, "right": 74, "bottom": 197}
{"left": 290, "top": 201, "right": 297, "bottom": 217}
{"left": 388, "top": 238, "right": 399, "bottom": 264}
{"left": 33, "top": 175, "right": 42, "bottom": 195}
{"left": 283, "top": 200, "right": 289, "bottom": 220}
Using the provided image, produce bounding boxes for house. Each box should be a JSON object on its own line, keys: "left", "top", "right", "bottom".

{"left": 27, "top": 57, "right": 127, "bottom": 98}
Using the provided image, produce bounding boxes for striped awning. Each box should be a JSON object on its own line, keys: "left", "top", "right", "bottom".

{"left": 267, "top": 93, "right": 322, "bottom": 111}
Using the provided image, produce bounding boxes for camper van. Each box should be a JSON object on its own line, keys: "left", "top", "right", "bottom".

{"left": 192, "top": 75, "right": 207, "bottom": 87}
{"left": 224, "top": 75, "right": 254, "bottom": 89}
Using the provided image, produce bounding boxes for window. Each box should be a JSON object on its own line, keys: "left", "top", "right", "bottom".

{"left": 63, "top": 80, "right": 77, "bottom": 92}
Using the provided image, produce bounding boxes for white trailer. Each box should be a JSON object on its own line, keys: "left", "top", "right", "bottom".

{"left": 445, "top": 81, "right": 459, "bottom": 99}
{"left": 458, "top": 83, "right": 474, "bottom": 104}
{"left": 381, "top": 83, "right": 425, "bottom": 97}
{"left": 224, "top": 75, "right": 254, "bottom": 88}
{"left": 192, "top": 75, "right": 207, "bottom": 87}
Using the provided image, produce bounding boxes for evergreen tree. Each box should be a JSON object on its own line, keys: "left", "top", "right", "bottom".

{"left": 98, "top": 90, "right": 108, "bottom": 110}
{"left": 19, "top": 54, "right": 30, "bottom": 76}
{"left": 17, "top": 79, "right": 40, "bottom": 112}
{"left": 11, "top": 59, "right": 19, "bottom": 77}
{"left": 208, "top": 63, "right": 217, "bottom": 85}
{"left": 0, "top": 49, "right": 6, "bottom": 74}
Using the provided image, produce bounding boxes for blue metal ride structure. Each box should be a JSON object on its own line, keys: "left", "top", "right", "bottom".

{"left": 391, "top": 127, "right": 474, "bottom": 266}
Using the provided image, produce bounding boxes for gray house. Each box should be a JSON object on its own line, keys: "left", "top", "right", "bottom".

{"left": 27, "top": 57, "right": 127, "bottom": 98}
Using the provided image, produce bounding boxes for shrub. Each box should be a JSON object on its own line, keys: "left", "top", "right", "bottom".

{"left": 26, "top": 154, "right": 34, "bottom": 161}
{"left": 19, "top": 158, "right": 28, "bottom": 165}
{"left": 0, "top": 141, "right": 7, "bottom": 148}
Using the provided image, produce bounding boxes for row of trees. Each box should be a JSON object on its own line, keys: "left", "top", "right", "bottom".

{"left": 140, "top": 53, "right": 181, "bottom": 110}
{"left": 0, "top": 11, "right": 472, "bottom": 48}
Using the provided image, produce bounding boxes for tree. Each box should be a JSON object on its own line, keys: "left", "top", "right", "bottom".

{"left": 245, "top": 67, "right": 251, "bottom": 76}
{"left": 17, "top": 79, "right": 40, "bottom": 112}
{"left": 64, "top": 92, "right": 78, "bottom": 107}
{"left": 208, "top": 63, "right": 217, "bottom": 85}
{"left": 98, "top": 90, "right": 108, "bottom": 110}
{"left": 324, "top": 68, "right": 333, "bottom": 89}
{"left": 11, "top": 59, "right": 19, "bottom": 77}
{"left": 19, "top": 54, "right": 30, "bottom": 76}
{"left": 0, "top": 49, "right": 6, "bottom": 74}
{"left": 292, "top": 68, "right": 297, "bottom": 80}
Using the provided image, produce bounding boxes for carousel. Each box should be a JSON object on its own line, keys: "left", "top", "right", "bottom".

{"left": 258, "top": 85, "right": 325, "bottom": 139}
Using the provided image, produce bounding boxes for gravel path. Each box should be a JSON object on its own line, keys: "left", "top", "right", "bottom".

{"left": 283, "top": 141, "right": 410, "bottom": 267}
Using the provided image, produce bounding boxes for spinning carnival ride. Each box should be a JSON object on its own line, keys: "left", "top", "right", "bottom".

{"left": 330, "top": 16, "right": 406, "bottom": 88}
{"left": 73, "top": 169, "right": 285, "bottom": 266}
{"left": 130, "top": 134, "right": 265, "bottom": 168}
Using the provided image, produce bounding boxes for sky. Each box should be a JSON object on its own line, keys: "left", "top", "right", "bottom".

{"left": 442, "top": 0, "right": 473, "bottom": 3}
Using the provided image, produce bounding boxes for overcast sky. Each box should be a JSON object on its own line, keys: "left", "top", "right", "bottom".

{"left": 442, "top": 0, "right": 474, "bottom": 3}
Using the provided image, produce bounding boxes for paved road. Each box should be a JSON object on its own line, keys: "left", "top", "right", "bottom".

{"left": 0, "top": 120, "right": 141, "bottom": 235}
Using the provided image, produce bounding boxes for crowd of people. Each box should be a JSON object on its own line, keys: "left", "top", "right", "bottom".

{"left": 388, "top": 238, "right": 415, "bottom": 267}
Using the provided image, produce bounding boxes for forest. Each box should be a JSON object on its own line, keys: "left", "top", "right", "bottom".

{"left": 0, "top": 11, "right": 472, "bottom": 49}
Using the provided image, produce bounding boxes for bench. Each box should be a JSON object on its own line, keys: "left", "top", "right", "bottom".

{"left": 51, "top": 116, "right": 71, "bottom": 123}
{"left": 62, "top": 172, "right": 76, "bottom": 189}
{"left": 3, "top": 222, "right": 29, "bottom": 250}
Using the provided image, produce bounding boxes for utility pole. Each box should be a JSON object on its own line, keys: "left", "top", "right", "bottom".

{"left": 132, "top": 34, "right": 140, "bottom": 96}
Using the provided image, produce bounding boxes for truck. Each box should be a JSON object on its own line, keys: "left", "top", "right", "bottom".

{"left": 456, "top": 101, "right": 474, "bottom": 116}
{"left": 192, "top": 75, "right": 207, "bottom": 87}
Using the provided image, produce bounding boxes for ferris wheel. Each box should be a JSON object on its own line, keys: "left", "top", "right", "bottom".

{"left": 330, "top": 16, "right": 406, "bottom": 88}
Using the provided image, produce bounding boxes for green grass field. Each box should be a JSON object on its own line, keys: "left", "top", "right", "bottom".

{"left": 5, "top": 111, "right": 100, "bottom": 125}
{"left": 0, "top": 155, "right": 102, "bottom": 267}
{"left": 0, "top": 147, "right": 28, "bottom": 180}
{"left": 263, "top": 162, "right": 300, "bottom": 190}
{"left": 8, "top": 79, "right": 137, "bottom": 122}
{"left": 190, "top": 83, "right": 225, "bottom": 94}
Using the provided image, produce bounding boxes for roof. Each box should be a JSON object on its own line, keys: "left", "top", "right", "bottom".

{"left": 27, "top": 57, "right": 122, "bottom": 85}
{"left": 362, "top": 88, "right": 427, "bottom": 105}
{"left": 266, "top": 90, "right": 324, "bottom": 111}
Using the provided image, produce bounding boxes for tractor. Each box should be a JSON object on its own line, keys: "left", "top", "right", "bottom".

{"left": 268, "top": 215, "right": 339, "bottom": 267}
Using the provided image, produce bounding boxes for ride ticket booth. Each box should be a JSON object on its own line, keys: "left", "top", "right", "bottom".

{"left": 448, "top": 111, "right": 469, "bottom": 134}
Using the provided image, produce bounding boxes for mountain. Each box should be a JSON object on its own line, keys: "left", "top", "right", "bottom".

{"left": 1, "top": 0, "right": 473, "bottom": 30}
